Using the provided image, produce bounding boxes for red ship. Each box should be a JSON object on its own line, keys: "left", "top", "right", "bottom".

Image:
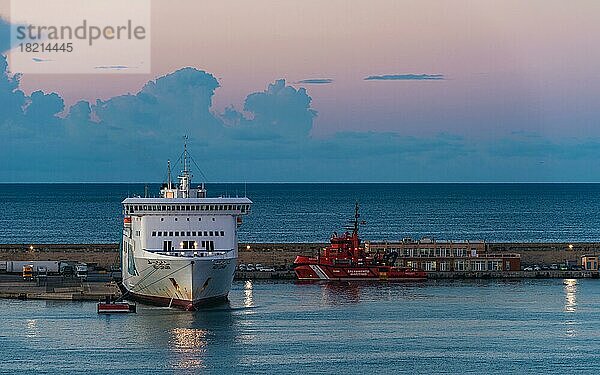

{"left": 294, "top": 204, "right": 427, "bottom": 281}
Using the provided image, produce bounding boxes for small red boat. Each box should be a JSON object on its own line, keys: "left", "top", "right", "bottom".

{"left": 294, "top": 204, "right": 427, "bottom": 281}
{"left": 97, "top": 298, "right": 137, "bottom": 314}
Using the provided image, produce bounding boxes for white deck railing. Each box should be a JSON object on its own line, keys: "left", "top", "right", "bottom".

{"left": 145, "top": 248, "right": 235, "bottom": 259}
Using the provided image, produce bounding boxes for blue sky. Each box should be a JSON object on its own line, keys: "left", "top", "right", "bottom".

{"left": 1, "top": 2, "right": 600, "bottom": 182}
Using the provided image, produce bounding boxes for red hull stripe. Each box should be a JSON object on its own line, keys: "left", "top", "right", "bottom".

{"left": 128, "top": 292, "right": 228, "bottom": 311}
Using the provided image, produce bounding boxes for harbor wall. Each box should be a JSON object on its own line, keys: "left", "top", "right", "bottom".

{"left": 0, "top": 242, "right": 598, "bottom": 270}
{"left": 0, "top": 244, "right": 121, "bottom": 270}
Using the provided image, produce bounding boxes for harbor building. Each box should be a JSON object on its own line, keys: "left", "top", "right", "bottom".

{"left": 365, "top": 238, "right": 521, "bottom": 272}
{"left": 581, "top": 255, "right": 599, "bottom": 271}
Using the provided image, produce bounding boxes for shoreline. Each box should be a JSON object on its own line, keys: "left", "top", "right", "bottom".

{"left": 1, "top": 242, "right": 598, "bottom": 270}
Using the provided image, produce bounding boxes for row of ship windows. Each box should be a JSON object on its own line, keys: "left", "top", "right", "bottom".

{"left": 126, "top": 204, "right": 249, "bottom": 213}
{"left": 370, "top": 248, "right": 474, "bottom": 257}
{"left": 151, "top": 230, "right": 225, "bottom": 237}
{"left": 405, "top": 260, "right": 507, "bottom": 272}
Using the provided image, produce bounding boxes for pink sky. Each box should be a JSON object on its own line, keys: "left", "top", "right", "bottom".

{"left": 2, "top": 0, "right": 600, "bottom": 138}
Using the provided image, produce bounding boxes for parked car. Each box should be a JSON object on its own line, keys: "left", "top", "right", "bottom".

{"left": 258, "top": 266, "right": 275, "bottom": 272}
{"left": 76, "top": 264, "right": 88, "bottom": 280}
{"left": 22, "top": 265, "right": 34, "bottom": 280}
{"left": 523, "top": 266, "right": 533, "bottom": 271}
{"left": 246, "top": 264, "right": 256, "bottom": 271}
{"left": 37, "top": 266, "right": 48, "bottom": 280}
{"left": 238, "top": 264, "right": 247, "bottom": 272}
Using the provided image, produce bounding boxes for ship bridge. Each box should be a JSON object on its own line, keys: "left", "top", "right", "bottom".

{"left": 122, "top": 197, "right": 252, "bottom": 216}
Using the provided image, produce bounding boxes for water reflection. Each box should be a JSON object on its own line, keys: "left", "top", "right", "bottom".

{"left": 170, "top": 327, "right": 208, "bottom": 369}
{"left": 563, "top": 279, "right": 577, "bottom": 313}
{"left": 25, "top": 319, "right": 38, "bottom": 338}
{"left": 244, "top": 280, "right": 254, "bottom": 308}
{"left": 320, "top": 282, "right": 361, "bottom": 305}
{"left": 125, "top": 302, "right": 241, "bottom": 371}
{"left": 563, "top": 279, "right": 578, "bottom": 338}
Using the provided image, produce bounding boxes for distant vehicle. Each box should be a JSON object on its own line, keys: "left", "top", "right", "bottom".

{"left": 258, "top": 266, "right": 275, "bottom": 272}
{"left": 3, "top": 261, "right": 59, "bottom": 274}
{"left": 76, "top": 264, "right": 88, "bottom": 280}
{"left": 550, "top": 264, "right": 559, "bottom": 270}
{"left": 246, "top": 264, "right": 256, "bottom": 271}
{"left": 559, "top": 264, "right": 568, "bottom": 271}
{"left": 37, "top": 266, "right": 48, "bottom": 279}
{"left": 60, "top": 263, "right": 75, "bottom": 277}
{"left": 533, "top": 265, "right": 541, "bottom": 271}
{"left": 238, "top": 264, "right": 247, "bottom": 272}
{"left": 22, "top": 265, "right": 34, "bottom": 280}
{"left": 523, "top": 266, "right": 533, "bottom": 271}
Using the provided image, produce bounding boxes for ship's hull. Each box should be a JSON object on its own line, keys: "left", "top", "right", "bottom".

{"left": 122, "top": 254, "right": 236, "bottom": 310}
{"left": 295, "top": 264, "right": 427, "bottom": 281}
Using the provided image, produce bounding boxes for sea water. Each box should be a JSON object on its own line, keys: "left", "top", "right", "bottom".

{"left": 0, "top": 279, "right": 599, "bottom": 374}
{"left": 1, "top": 183, "right": 600, "bottom": 244}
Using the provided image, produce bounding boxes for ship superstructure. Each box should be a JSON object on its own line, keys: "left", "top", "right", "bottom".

{"left": 121, "top": 143, "right": 251, "bottom": 310}
{"left": 294, "top": 203, "right": 427, "bottom": 281}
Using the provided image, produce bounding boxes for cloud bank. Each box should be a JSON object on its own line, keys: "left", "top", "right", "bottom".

{"left": 0, "top": 54, "right": 598, "bottom": 182}
{"left": 0, "top": 17, "right": 10, "bottom": 53}
{"left": 295, "top": 78, "right": 334, "bottom": 84}
{"left": 365, "top": 74, "right": 445, "bottom": 81}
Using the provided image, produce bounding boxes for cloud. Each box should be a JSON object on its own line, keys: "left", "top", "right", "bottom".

{"left": 224, "top": 79, "right": 317, "bottom": 140}
{"left": 32, "top": 57, "right": 54, "bottom": 63}
{"left": 0, "top": 18, "right": 9, "bottom": 53}
{"left": 94, "top": 65, "right": 131, "bottom": 70}
{"left": 364, "top": 74, "right": 445, "bottom": 81}
{"left": 0, "top": 55, "right": 27, "bottom": 124}
{"left": 91, "top": 66, "right": 222, "bottom": 137}
{"left": 295, "top": 78, "right": 334, "bottom": 85}
{"left": 1, "top": 59, "right": 600, "bottom": 182}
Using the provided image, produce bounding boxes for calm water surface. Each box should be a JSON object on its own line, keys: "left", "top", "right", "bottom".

{"left": 1, "top": 183, "right": 600, "bottom": 244}
{"left": 1, "top": 279, "right": 599, "bottom": 374}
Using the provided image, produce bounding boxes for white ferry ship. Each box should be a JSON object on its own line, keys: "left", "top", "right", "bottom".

{"left": 121, "top": 144, "right": 251, "bottom": 310}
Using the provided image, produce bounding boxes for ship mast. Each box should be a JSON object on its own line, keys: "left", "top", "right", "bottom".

{"left": 353, "top": 201, "right": 360, "bottom": 236}
{"left": 167, "top": 159, "right": 172, "bottom": 190}
{"left": 178, "top": 136, "right": 192, "bottom": 198}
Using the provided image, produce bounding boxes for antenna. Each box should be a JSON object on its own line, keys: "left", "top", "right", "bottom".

{"left": 353, "top": 201, "right": 360, "bottom": 236}
{"left": 183, "top": 135, "right": 189, "bottom": 175}
{"left": 167, "top": 159, "right": 172, "bottom": 189}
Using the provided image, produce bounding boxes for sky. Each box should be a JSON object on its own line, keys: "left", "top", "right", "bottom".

{"left": 1, "top": 0, "right": 600, "bottom": 182}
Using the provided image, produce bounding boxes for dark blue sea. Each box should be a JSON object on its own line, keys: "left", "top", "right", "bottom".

{"left": 1, "top": 183, "right": 600, "bottom": 244}
{"left": 1, "top": 279, "right": 599, "bottom": 374}
{"left": 2, "top": 184, "right": 600, "bottom": 373}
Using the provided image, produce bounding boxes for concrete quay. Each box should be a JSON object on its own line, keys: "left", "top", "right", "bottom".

{"left": 0, "top": 279, "right": 121, "bottom": 301}
{"left": 0, "top": 242, "right": 599, "bottom": 277}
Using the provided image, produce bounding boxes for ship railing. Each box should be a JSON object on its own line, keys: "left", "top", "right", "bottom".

{"left": 146, "top": 248, "right": 235, "bottom": 259}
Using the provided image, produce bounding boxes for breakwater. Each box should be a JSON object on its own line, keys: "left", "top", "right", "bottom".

{"left": 0, "top": 242, "right": 598, "bottom": 271}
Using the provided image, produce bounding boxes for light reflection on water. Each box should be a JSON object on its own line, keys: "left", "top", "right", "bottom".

{"left": 563, "top": 279, "right": 577, "bottom": 313}
{"left": 563, "top": 279, "right": 579, "bottom": 338}
{"left": 1, "top": 279, "right": 600, "bottom": 374}
{"left": 244, "top": 280, "right": 254, "bottom": 308}
{"left": 25, "top": 319, "right": 38, "bottom": 338}
{"left": 170, "top": 328, "right": 208, "bottom": 369}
